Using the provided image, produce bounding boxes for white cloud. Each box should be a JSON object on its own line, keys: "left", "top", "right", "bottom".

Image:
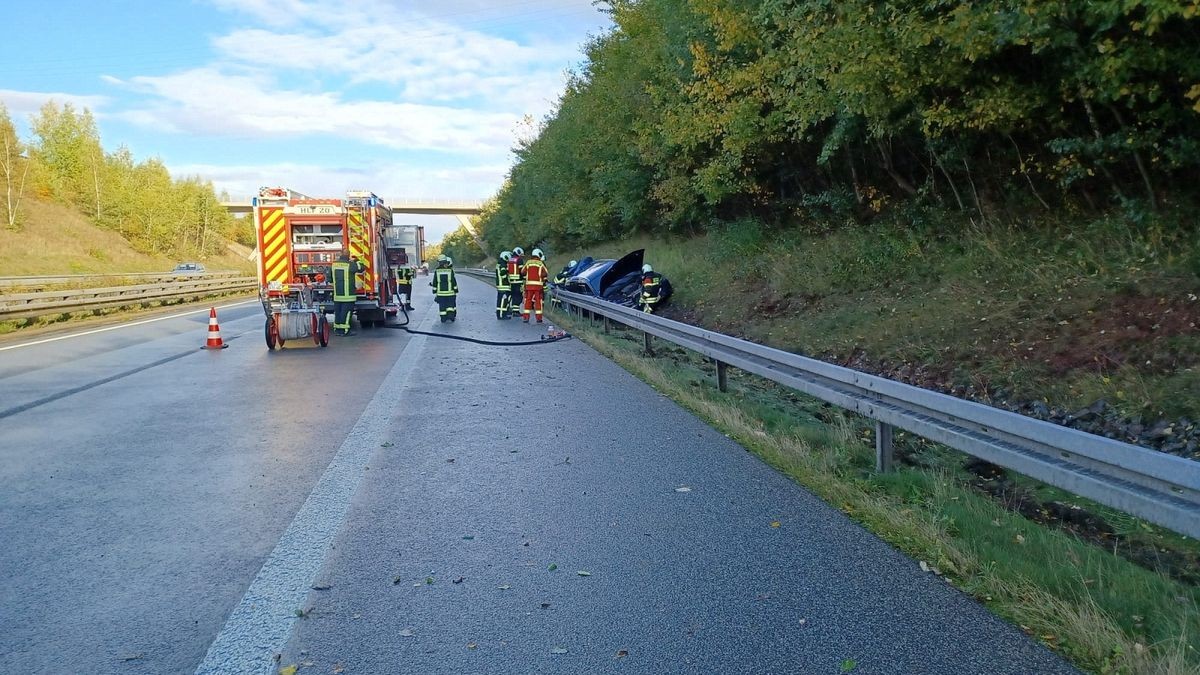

{"left": 169, "top": 160, "right": 507, "bottom": 201}
{"left": 112, "top": 68, "right": 519, "bottom": 154}
{"left": 0, "top": 89, "right": 110, "bottom": 118}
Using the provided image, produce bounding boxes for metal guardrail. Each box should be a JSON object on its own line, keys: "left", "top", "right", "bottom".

{"left": 540, "top": 285, "right": 1200, "bottom": 539}
{"left": 0, "top": 277, "right": 257, "bottom": 320}
{"left": 0, "top": 272, "right": 243, "bottom": 290}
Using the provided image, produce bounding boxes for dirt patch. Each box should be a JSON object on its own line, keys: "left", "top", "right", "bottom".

{"left": 1010, "top": 292, "right": 1200, "bottom": 375}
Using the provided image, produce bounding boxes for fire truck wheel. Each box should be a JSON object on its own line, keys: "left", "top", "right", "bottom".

{"left": 316, "top": 314, "right": 330, "bottom": 347}
{"left": 265, "top": 317, "right": 278, "bottom": 350}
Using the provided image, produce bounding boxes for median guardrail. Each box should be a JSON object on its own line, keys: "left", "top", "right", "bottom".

{"left": 0, "top": 276, "right": 257, "bottom": 321}
{"left": 537, "top": 284, "right": 1200, "bottom": 539}
{"left": 0, "top": 271, "right": 243, "bottom": 290}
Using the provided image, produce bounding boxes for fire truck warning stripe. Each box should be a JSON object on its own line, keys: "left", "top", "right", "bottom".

{"left": 265, "top": 248, "right": 288, "bottom": 275}
{"left": 262, "top": 235, "right": 287, "bottom": 262}
{"left": 259, "top": 209, "right": 288, "bottom": 282}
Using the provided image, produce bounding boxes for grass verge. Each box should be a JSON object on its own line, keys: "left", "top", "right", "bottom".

{"left": 555, "top": 308, "right": 1200, "bottom": 675}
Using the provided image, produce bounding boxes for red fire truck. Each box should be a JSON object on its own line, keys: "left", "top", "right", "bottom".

{"left": 254, "top": 187, "right": 400, "bottom": 336}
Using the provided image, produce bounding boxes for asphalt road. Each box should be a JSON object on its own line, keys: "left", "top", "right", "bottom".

{"left": 1, "top": 277, "right": 1078, "bottom": 674}
{"left": 274, "top": 278, "right": 1075, "bottom": 674}
{"left": 0, "top": 297, "right": 425, "bottom": 674}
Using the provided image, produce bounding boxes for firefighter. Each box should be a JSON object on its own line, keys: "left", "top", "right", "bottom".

{"left": 639, "top": 263, "right": 665, "bottom": 314}
{"left": 431, "top": 254, "right": 459, "bottom": 322}
{"left": 550, "top": 259, "right": 576, "bottom": 310}
{"left": 554, "top": 260, "right": 577, "bottom": 286}
{"left": 397, "top": 263, "right": 415, "bottom": 310}
{"left": 332, "top": 252, "right": 365, "bottom": 335}
{"left": 508, "top": 246, "right": 525, "bottom": 318}
{"left": 521, "top": 248, "right": 549, "bottom": 323}
{"left": 495, "top": 251, "right": 513, "bottom": 319}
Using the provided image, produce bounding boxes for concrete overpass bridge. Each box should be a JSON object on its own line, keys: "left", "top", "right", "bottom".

{"left": 219, "top": 197, "right": 484, "bottom": 216}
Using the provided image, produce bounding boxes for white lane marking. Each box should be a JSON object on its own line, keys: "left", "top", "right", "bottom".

{"left": 0, "top": 300, "right": 259, "bottom": 352}
{"left": 195, "top": 304, "right": 435, "bottom": 675}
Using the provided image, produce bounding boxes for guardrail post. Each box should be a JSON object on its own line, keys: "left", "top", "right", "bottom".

{"left": 875, "top": 421, "right": 894, "bottom": 473}
{"left": 716, "top": 360, "right": 728, "bottom": 392}
{"left": 643, "top": 331, "right": 653, "bottom": 355}
{"left": 603, "top": 316, "right": 610, "bottom": 334}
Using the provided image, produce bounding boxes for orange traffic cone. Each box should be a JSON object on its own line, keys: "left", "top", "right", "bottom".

{"left": 202, "top": 307, "right": 228, "bottom": 350}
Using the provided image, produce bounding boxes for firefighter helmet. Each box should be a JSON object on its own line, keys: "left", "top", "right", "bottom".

{"left": 532, "top": 248, "right": 544, "bottom": 259}
{"left": 513, "top": 246, "right": 524, "bottom": 256}
{"left": 642, "top": 264, "right": 653, "bottom": 274}
{"left": 500, "top": 250, "right": 512, "bottom": 261}
{"left": 569, "top": 260, "right": 577, "bottom": 267}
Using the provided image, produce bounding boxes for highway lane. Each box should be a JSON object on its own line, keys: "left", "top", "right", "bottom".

{"left": 272, "top": 277, "right": 1076, "bottom": 674}
{"left": 0, "top": 299, "right": 430, "bottom": 673}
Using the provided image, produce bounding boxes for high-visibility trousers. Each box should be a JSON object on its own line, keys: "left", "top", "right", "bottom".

{"left": 334, "top": 301, "right": 355, "bottom": 331}
{"left": 510, "top": 282, "right": 523, "bottom": 314}
{"left": 436, "top": 294, "right": 457, "bottom": 318}
{"left": 522, "top": 287, "right": 544, "bottom": 321}
{"left": 496, "top": 289, "right": 511, "bottom": 319}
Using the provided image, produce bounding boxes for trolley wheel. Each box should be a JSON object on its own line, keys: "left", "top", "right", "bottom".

{"left": 265, "top": 317, "right": 278, "bottom": 350}
{"left": 316, "top": 314, "right": 330, "bottom": 347}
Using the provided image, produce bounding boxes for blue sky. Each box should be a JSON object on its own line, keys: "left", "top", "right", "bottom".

{"left": 0, "top": 0, "right": 612, "bottom": 242}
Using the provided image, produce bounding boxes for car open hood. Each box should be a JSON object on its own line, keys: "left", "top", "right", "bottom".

{"left": 598, "top": 249, "right": 643, "bottom": 296}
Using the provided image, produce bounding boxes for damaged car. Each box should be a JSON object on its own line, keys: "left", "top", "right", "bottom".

{"left": 559, "top": 249, "right": 672, "bottom": 310}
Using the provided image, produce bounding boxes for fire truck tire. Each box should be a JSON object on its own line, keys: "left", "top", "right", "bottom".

{"left": 315, "top": 314, "right": 330, "bottom": 347}
{"left": 265, "top": 317, "right": 279, "bottom": 350}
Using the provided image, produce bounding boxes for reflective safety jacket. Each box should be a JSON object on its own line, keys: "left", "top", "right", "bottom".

{"left": 431, "top": 267, "right": 458, "bottom": 296}
{"left": 640, "top": 272, "right": 664, "bottom": 301}
{"left": 507, "top": 256, "right": 524, "bottom": 286}
{"left": 495, "top": 262, "right": 510, "bottom": 291}
{"left": 553, "top": 264, "right": 572, "bottom": 285}
{"left": 397, "top": 267, "right": 414, "bottom": 283}
{"left": 332, "top": 259, "right": 364, "bottom": 302}
{"left": 522, "top": 259, "right": 549, "bottom": 289}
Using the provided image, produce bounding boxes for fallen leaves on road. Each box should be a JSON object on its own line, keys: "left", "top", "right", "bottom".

{"left": 498, "top": 585, "right": 511, "bottom": 590}
{"left": 399, "top": 628, "right": 414, "bottom": 637}
{"left": 392, "top": 576, "right": 403, "bottom": 585}
{"left": 674, "top": 486, "right": 692, "bottom": 493}
{"left": 425, "top": 577, "right": 435, "bottom": 585}
{"left": 548, "top": 563, "right": 558, "bottom": 571}
{"left": 770, "top": 521, "right": 781, "bottom": 528}
{"left": 453, "top": 576, "right": 465, "bottom": 584}
{"left": 467, "top": 642, "right": 478, "bottom": 650}
{"left": 380, "top": 441, "right": 394, "bottom": 448}
{"left": 551, "top": 647, "right": 568, "bottom": 654}
{"left": 462, "top": 535, "right": 475, "bottom": 540}
{"left": 332, "top": 663, "right": 345, "bottom": 673}
{"left": 119, "top": 653, "right": 144, "bottom": 661}
{"left": 311, "top": 583, "right": 332, "bottom": 591}
{"left": 840, "top": 658, "right": 857, "bottom": 672}
{"left": 278, "top": 666, "right": 298, "bottom": 675}
{"left": 615, "top": 649, "right": 629, "bottom": 658}
{"left": 577, "top": 571, "right": 592, "bottom": 577}
{"left": 540, "top": 602, "right": 551, "bottom": 609}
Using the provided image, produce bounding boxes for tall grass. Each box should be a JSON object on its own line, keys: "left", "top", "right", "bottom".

{"left": 549, "top": 207, "right": 1200, "bottom": 419}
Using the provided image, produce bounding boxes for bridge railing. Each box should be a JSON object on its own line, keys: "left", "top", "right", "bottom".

{"left": 527, "top": 283, "right": 1200, "bottom": 540}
